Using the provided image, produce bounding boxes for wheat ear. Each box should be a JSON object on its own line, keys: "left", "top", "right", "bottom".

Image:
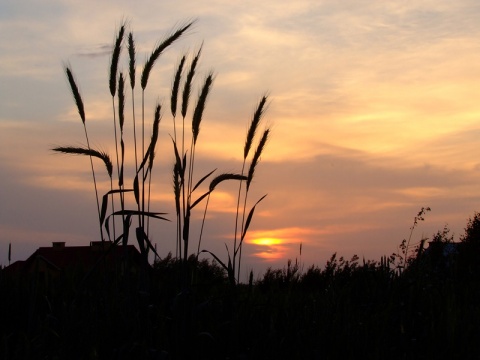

{"left": 52, "top": 146, "right": 113, "bottom": 178}
{"left": 141, "top": 21, "right": 194, "bottom": 90}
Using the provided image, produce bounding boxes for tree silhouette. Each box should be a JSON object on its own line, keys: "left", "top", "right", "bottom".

{"left": 461, "top": 212, "right": 480, "bottom": 244}
{"left": 456, "top": 212, "right": 480, "bottom": 278}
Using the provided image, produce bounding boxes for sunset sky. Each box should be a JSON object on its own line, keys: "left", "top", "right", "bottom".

{"left": 2, "top": 1, "right": 480, "bottom": 279}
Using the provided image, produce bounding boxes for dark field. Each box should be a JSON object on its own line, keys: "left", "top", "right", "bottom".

{"left": 2, "top": 241, "right": 480, "bottom": 360}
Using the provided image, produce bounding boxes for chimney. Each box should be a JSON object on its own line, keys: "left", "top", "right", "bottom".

{"left": 52, "top": 242, "right": 65, "bottom": 248}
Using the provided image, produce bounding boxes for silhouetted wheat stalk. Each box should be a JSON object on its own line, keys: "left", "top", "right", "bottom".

{"left": 53, "top": 19, "right": 271, "bottom": 288}
{"left": 237, "top": 129, "right": 270, "bottom": 279}
{"left": 171, "top": 55, "right": 186, "bottom": 144}
{"left": 138, "top": 22, "right": 195, "bottom": 240}
{"left": 133, "top": 21, "right": 194, "bottom": 260}
{"left": 52, "top": 146, "right": 113, "bottom": 177}
{"left": 197, "top": 100, "right": 270, "bottom": 285}
{"left": 168, "top": 69, "right": 272, "bottom": 285}
{"left": 146, "top": 103, "right": 162, "bottom": 237}
{"left": 109, "top": 22, "right": 126, "bottom": 242}
{"left": 234, "top": 96, "right": 268, "bottom": 279}
{"left": 402, "top": 206, "right": 431, "bottom": 269}
{"left": 176, "top": 46, "right": 203, "bottom": 259}
{"left": 170, "top": 45, "right": 207, "bottom": 261}
{"left": 53, "top": 22, "right": 194, "bottom": 268}
{"left": 61, "top": 67, "right": 106, "bottom": 242}
{"left": 128, "top": 31, "right": 137, "bottom": 171}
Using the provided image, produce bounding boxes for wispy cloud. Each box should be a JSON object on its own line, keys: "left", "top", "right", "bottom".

{"left": 75, "top": 44, "right": 112, "bottom": 58}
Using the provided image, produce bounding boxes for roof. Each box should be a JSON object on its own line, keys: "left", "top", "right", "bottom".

{"left": 5, "top": 242, "right": 144, "bottom": 275}
{"left": 2, "top": 260, "right": 25, "bottom": 275}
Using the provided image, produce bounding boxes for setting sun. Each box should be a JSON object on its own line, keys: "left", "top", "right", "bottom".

{"left": 250, "top": 237, "right": 283, "bottom": 246}
{"left": 248, "top": 237, "right": 287, "bottom": 261}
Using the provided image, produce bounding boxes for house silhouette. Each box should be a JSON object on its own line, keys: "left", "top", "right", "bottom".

{"left": 4, "top": 241, "right": 144, "bottom": 285}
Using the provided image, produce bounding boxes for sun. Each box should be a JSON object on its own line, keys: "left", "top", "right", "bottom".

{"left": 248, "top": 237, "right": 287, "bottom": 261}
{"left": 250, "top": 238, "right": 283, "bottom": 246}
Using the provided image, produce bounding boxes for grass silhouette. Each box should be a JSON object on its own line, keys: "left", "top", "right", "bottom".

{"left": 52, "top": 19, "right": 270, "bottom": 290}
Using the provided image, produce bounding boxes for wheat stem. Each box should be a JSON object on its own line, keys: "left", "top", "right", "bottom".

{"left": 63, "top": 66, "right": 105, "bottom": 242}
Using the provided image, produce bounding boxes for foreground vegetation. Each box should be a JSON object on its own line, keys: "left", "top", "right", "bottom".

{"left": 2, "top": 217, "right": 480, "bottom": 359}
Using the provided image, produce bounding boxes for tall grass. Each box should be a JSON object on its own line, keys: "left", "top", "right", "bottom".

{"left": 397, "top": 206, "right": 431, "bottom": 272}
{"left": 108, "top": 22, "right": 126, "bottom": 243}
{"left": 234, "top": 96, "right": 269, "bottom": 280}
{"left": 62, "top": 66, "right": 104, "bottom": 242}
{"left": 53, "top": 22, "right": 195, "bottom": 272}
{"left": 53, "top": 19, "right": 271, "bottom": 288}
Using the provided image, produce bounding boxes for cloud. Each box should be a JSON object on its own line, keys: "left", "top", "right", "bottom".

{"left": 75, "top": 44, "right": 112, "bottom": 58}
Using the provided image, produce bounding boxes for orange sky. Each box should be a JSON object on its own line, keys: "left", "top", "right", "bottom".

{"left": 1, "top": 1, "right": 480, "bottom": 279}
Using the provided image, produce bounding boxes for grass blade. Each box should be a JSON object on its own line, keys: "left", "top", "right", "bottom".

{"left": 192, "top": 168, "right": 216, "bottom": 193}
{"left": 190, "top": 191, "right": 210, "bottom": 209}
{"left": 239, "top": 194, "right": 267, "bottom": 253}
{"left": 100, "top": 189, "right": 134, "bottom": 226}
{"left": 134, "top": 173, "right": 140, "bottom": 205}
{"left": 200, "top": 250, "right": 228, "bottom": 273}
